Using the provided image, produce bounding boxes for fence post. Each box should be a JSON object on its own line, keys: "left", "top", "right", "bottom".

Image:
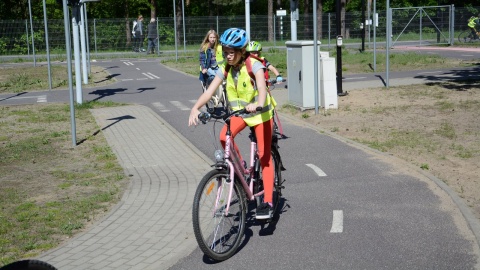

{"left": 25, "top": 20, "right": 30, "bottom": 57}
{"left": 450, "top": 5, "right": 455, "bottom": 46}
{"left": 419, "top": 8, "right": 423, "bottom": 46}
{"left": 94, "top": 19, "right": 98, "bottom": 57}
{"left": 273, "top": 15, "right": 276, "bottom": 48}
{"left": 28, "top": 0, "right": 36, "bottom": 66}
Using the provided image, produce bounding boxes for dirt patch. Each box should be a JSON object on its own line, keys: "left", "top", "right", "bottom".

{"left": 279, "top": 81, "right": 480, "bottom": 219}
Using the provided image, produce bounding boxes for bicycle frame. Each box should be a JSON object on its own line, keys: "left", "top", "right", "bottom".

{"left": 222, "top": 123, "right": 263, "bottom": 215}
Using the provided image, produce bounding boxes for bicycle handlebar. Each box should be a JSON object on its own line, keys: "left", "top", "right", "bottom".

{"left": 267, "top": 78, "right": 286, "bottom": 85}
{"left": 198, "top": 107, "right": 263, "bottom": 124}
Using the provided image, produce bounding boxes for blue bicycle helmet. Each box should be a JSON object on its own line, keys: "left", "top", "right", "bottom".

{"left": 219, "top": 28, "right": 248, "bottom": 49}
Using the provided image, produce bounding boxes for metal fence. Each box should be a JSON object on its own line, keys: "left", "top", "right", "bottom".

{"left": 0, "top": 6, "right": 478, "bottom": 57}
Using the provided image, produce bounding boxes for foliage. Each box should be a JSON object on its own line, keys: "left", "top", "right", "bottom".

{"left": 0, "top": 0, "right": 478, "bottom": 21}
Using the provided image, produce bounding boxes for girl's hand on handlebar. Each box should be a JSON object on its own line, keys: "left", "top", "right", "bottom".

{"left": 189, "top": 108, "right": 201, "bottom": 126}
{"left": 245, "top": 103, "right": 258, "bottom": 113}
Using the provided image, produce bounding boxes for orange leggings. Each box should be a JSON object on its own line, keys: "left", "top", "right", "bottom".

{"left": 220, "top": 117, "right": 274, "bottom": 204}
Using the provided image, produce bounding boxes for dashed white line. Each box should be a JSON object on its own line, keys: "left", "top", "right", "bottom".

{"left": 170, "top": 101, "right": 190, "bottom": 111}
{"left": 306, "top": 164, "right": 327, "bottom": 177}
{"left": 461, "top": 54, "right": 474, "bottom": 57}
{"left": 152, "top": 102, "right": 169, "bottom": 112}
{"left": 343, "top": 77, "right": 367, "bottom": 80}
{"left": 123, "top": 62, "right": 134, "bottom": 66}
{"left": 37, "top": 95, "right": 47, "bottom": 103}
{"left": 417, "top": 71, "right": 442, "bottom": 74}
{"left": 142, "top": 73, "right": 156, "bottom": 79}
{"left": 145, "top": 72, "right": 160, "bottom": 79}
{"left": 330, "top": 210, "right": 344, "bottom": 233}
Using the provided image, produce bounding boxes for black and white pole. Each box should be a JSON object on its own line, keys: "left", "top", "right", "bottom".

{"left": 336, "top": 0, "right": 347, "bottom": 96}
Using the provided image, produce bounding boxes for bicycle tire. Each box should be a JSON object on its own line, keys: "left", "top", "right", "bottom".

{"left": 254, "top": 150, "right": 282, "bottom": 218}
{"left": 192, "top": 169, "right": 247, "bottom": 261}
{"left": 271, "top": 150, "right": 282, "bottom": 214}
{"left": 0, "top": 260, "right": 57, "bottom": 270}
{"left": 458, "top": 31, "right": 472, "bottom": 43}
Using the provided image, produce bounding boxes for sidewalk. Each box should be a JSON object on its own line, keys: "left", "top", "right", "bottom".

{"left": 38, "top": 106, "right": 212, "bottom": 270}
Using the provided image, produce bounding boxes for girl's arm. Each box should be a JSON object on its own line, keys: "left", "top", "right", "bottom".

{"left": 267, "top": 65, "right": 280, "bottom": 77}
{"left": 246, "top": 69, "right": 267, "bottom": 113}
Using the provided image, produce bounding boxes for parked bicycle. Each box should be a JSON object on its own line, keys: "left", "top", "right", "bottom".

{"left": 192, "top": 107, "right": 286, "bottom": 261}
{"left": 458, "top": 29, "right": 480, "bottom": 43}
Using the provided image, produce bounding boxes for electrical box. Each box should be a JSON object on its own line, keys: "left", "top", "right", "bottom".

{"left": 286, "top": 41, "right": 338, "bottom": 110}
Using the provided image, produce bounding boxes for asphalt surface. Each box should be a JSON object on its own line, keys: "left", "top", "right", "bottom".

{"left": 1, "top": 46, "right": 480, "bottom": 269}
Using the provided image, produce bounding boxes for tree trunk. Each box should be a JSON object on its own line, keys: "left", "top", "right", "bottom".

{"left": 268, "top": 0, "right": 273, "bottom": 41}
{"left": 176, "top": 0, "right": 182, "bottom": 46}
{"left": 304, "top": 0, "right": 311, "bottom": 39}
{"left": 150, "top": 0, "right": 157, "bottom": 18}
{"left": 341, "top": 0, "right": 347, "bottom": 38}
{"left": 125, "top": 0, "right": 132, "bottom": 47}
{"left": 317, "top": 0, "right": 323, "bottom": 39}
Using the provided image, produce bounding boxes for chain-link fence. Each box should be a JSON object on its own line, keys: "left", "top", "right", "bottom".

{"left": 0, "top": 6, "right": 478, "bottom": 58}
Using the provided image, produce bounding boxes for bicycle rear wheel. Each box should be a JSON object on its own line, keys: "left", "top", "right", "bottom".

{"left": 271, "top": 150, "right": 282, "bottom": 214}
{"left": 254, "top": 150, "right": 283, "bottom": 219}
{"left": 192, "top": 169, "right": 246, "bottom": 261}
{"left": 458, "top": 31, "right": 472, "bottom": 43}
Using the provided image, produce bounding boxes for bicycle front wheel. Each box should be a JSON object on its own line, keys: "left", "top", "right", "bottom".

{"left": 458, "top": 31, "right": 472, "bottom": 43}
{"left": 192, "top": 169, "right": 246, "bottom": 261}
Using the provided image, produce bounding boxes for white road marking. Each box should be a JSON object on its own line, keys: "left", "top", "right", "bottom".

{"left": 37, "top": 95, "right": 47, "bottom": 103}
{"left": 136, "top": 78, "right": 148, "bottom": 81}
{"left": 170, "top": 101, "right": 190, "bottom": 111}
{"left": 123, "top": 62, "right": 133, "bottom": 66}
{"left": 343, "top": 77, "right": 366, "bottom": 80}
{"left": 461, "top": 54, "right": 474, "bottom": 57}
{"left": 142, "top": 73, "right": 156, "bottom": 79}
{"left": 121, "top": 79, "right": 134, "bottom": 81}
{"left": 306, "top": 164, "right": 327, "bottom": 177}
{"left": 189, "top": 100, "right": 197, "bottom": 104}
{"left": 8, "top": 96, "right": 45, "bottom": 100}
{"left": 330, "top": 210, "right": 344, "bottom": 233}
{"left": 417, "top": 71, "right": 442, "bottom": 74}
{"left": 145, "top": 72, "right": 160, "bottom": 79}
{"left": 152, "top": 102, "right": 169, "bottom": 112}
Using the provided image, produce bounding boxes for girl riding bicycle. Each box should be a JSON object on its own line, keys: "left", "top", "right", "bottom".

{"left": 188, "top": 28, "right": 275, "bottom": 219}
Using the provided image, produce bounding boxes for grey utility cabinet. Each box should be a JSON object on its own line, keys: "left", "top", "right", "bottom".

{"left": 286, "top": 40, "right": 338, "bottom": 110}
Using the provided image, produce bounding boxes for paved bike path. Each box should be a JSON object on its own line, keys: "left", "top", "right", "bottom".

{"left": 28, "top": 54, "right": 480, "bottom": 269}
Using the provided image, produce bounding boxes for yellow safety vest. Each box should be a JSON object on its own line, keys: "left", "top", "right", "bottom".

{"left": 468, "top": 17, "right": 478, "bottom": 28}
{"left": 224, "top": 59, "right": 274, "bottom": 127}
{"left": 216, "top": 45, "right": 225, "bottom": 69}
